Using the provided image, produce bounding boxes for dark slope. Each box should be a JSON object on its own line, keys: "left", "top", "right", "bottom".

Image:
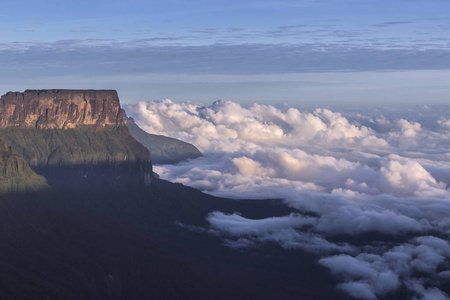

{"left": 0, "top": 189, "right": 210, "bottom": 300}
{"left": 0, "top": 136, "right": 48, "bottom": 193}
{"left": 0, "top": 126, "right": 152, "bottom": 188}
{"left": 0, "top": 181, "right": 350, "bottom": 300}
{"left": 123, "top": 111, "right": 202, "bottom": 164}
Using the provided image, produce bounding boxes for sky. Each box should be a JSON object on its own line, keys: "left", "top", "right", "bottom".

{"left": 2, "top": 2, "right": 449, "bottom": 298}
{"left": 1, "top": 0, "right": 450, "bottom": 106}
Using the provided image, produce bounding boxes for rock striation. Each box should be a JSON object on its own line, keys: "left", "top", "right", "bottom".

{"left": 0, "top": 89, "right": 124, "bottom": 129}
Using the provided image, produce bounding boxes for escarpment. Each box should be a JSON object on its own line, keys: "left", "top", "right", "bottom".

{"left": 0, "top": 89, "right": 124, "bottom": 129}
{"left": 0, "top": 90, "right": 152, "bottom": 189}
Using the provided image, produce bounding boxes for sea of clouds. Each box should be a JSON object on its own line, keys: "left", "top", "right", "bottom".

{"left": 124, "top": 100, "right": 450, "bottom": 300}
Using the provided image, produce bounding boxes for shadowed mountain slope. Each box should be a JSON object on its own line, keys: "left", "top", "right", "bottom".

{"left": 0, "top": 136, "right": 48, "bottom": 193}
{"left": 0, "top": 180, "right": 354, "bottom": 300}
{"left": 123, "top": 110, "right": 202, "bottom": 164}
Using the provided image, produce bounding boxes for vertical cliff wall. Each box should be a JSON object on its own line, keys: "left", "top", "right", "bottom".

{"left": 0, "top": 90, "right": 152, "bottom": 188}
{"left": 0, "top": 89, "right": 124, "bottom": 129}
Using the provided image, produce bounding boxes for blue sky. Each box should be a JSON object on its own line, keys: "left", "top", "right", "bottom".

{"left": 1, "top": 0, "right": 449, "bottom": 106}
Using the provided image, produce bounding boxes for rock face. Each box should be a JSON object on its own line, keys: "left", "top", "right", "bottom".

{"left": 0, "top": 89, "right": 124, "bottom": 129}
{"left": 0, "top": 89, "right": 152, "bottom": 188}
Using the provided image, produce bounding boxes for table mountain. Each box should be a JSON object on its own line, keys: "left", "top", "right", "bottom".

{"left": 0, "top": 90, "right": 152, "bottom": 188}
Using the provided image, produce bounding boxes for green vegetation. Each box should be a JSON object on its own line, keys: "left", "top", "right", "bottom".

{"left": 0, "top": 126, "right": 150, "bottom": 167}
{"left": 0, "top": 137, "right": 49, "bottom": 193}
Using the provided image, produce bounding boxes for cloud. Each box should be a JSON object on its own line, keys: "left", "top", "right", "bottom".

{"left": 13, "top": 29, "right": 38, "bottom": 32}
{"left": 126, "top": 100, "right": 450, "bottom": 299}
{"left": 208, "top": 212, "right": 317, "bottom": 235}
{"left": 207, "top": 211, "right": 353, "bottom": 253}
{"left": 2, "top": 42, "right": 450, "bottom": 78}
{"left": 320, "top": 236, "right": 450, "bottom": 300}
{"left": 71, "top": 29, "right": 97, "bottom": 33}
{"left": 226, "top": 27, "right": 245, "bottom": 33}
{"left": 380, "top": 158, "right": 447, "bottom": 198}
{"left": 319, "top": 254, "right": 400, "bottom": 299}
{"left": 126, "top": 100, "right": 389, "bottom": 152}
{"left": 373, "top": 21, "right": 413, "bottom": 27}
{"left": 316, "top": 205, "right": 423, "bottom": 235}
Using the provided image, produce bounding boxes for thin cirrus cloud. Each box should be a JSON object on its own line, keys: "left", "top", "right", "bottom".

{"left": 1, "top": 18, "right": 450, "bottom": 105}
{"left": 13, "top": 29, "right": 38, "bottom": 32}
{"left": 125, "top": 100, "right": 450, "bottom": 299}
{"left": 1, "top": 42, "right": 450, "bottom": 77}
{"left": 373, "top": 21, "right": 414, "bottom": 27}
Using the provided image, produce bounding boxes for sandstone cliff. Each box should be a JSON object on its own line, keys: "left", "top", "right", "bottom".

{"left": 0, "top": 89, "right": 152, "bottom": 188}
{"left": 0, "top": 89, "right": 124, "bottom": 129}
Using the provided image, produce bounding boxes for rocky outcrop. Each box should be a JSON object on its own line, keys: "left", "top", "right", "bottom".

{"left": 0, "top": 90, "right": 152, "bottom": 189}
{"left": 0, "top": 89, "right": 124, "bottom": 129}
{"left": 123, "top": 110, "right": 202, "bottom": 164}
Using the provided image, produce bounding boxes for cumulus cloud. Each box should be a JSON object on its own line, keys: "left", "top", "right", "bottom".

{"left": 319, "top": 254, "right": 400, "bottom": 299}
{"left": 320, "top": 236, "right": 450, "bottom": 300}
{"left": 127, "top": 100, "right": 389, "bottom": 152}
{"left": 125, "top": 100, "right": 450, "bottom": 299}
{"left": 126, "top": 100, "right": 448, "bottom": 198}
{"left": 380, "top": 157, "right": 447, "bottom": 198}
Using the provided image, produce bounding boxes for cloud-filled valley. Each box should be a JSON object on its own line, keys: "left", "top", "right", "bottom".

{"left": 125, "top": 100, "right": 450, "bottom": 299}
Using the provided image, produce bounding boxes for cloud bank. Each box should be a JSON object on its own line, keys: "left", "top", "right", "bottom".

{"left": 125, "top": 100, "right": 450, "bottom": 299}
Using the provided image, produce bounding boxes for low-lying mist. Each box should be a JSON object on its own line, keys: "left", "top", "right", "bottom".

{"left": 125, "top": 100, "right": 450, "bottom": 300}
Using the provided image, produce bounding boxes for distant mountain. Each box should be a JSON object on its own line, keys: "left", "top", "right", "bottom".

{"left": 123, "top": 110, "right": 202, "bottom": 164}
{"left": 0, "top": 90, "right": 152, "bottom": 188}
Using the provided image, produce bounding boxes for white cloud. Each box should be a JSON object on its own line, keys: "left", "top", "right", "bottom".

{"left": 438, "top": 118, "right": 450, "bottom": 130}
{"left": 126, "top": 99, "right": 389, "bottom": 153}
{"left": 319, "top": 254, "right": 400, "bottom": 299}
{"left": 320, "top": 236, "right": 450, "bottom": 300}
{"left": 380, "top": 157, "right": 448, "bottom": 198}
{"left": 207, "top": 212, "right": 353, "bottom": 254}
{"left": 125, "top": 101, "right": 450, "bottom": 299}
{"left": 316, "top": 205, "right": 423, "bottom": 235}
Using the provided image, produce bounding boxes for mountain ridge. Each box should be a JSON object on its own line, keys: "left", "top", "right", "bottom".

{"left": 122, "top": 110, "right": 202, "bottom": 164}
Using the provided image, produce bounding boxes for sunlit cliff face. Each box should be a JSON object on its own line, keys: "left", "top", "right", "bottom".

{"left": 126, "top": 100, "right": 450, "bottom": 300}
{"left": 0, "top": 89, "right": 123, "bottom": 129}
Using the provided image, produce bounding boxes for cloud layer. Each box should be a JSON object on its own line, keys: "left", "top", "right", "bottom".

{"left": 125, "top": 100, "right": 450, "bottom": 299}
